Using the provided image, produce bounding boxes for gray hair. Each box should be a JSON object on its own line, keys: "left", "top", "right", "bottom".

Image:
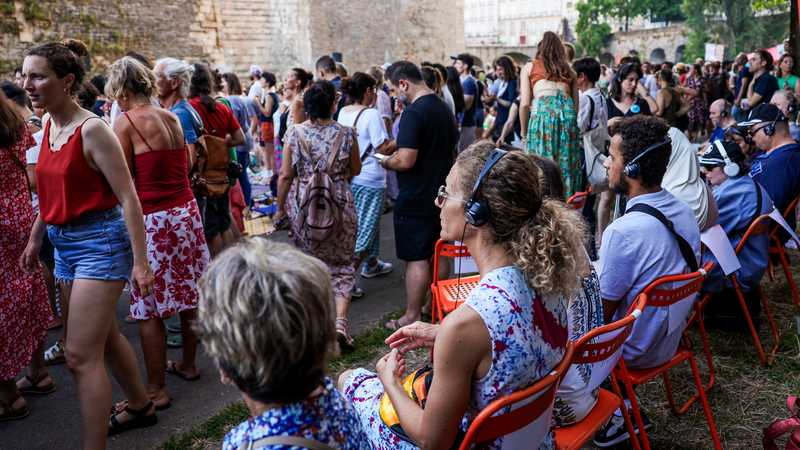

{"left": 195, "top": 238, "right": 336, "bottom": 404}
{"left": 155, "top": 57, "right": 193, "bottom": 98}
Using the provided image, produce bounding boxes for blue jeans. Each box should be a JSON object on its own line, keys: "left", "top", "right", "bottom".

{"left": 236, "top": 149, "right": 252, "bottom": 206}
{"left": 47, "top": 207, "right": 133, "bottom": 282}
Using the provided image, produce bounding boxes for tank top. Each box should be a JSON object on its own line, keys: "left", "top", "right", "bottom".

{"left": 124, "top": 113, "right": 194, "bottom": 215}
{"left": 659, "top": 87, "right": 682, "bottom": 128}
{"left": 37, "top": 117, "right": 119, "bottom": 225}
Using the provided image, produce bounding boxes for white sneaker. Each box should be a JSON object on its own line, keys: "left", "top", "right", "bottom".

{"left": 361, "top": 260, "right": 393, "bottom": 278}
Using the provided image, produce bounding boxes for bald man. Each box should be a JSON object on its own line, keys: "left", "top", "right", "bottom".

{"left": 770, "top": 90, "right": 800, "bottom": 141}
{"left": 708, "top": 99, "right": 736, "bottom": 143}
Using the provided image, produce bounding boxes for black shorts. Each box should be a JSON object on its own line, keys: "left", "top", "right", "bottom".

{"left": 203, "top": 193, "right": 232, "bottom": 238}
{"left": 394, "top": 214, "right": 440, "bottom": 262}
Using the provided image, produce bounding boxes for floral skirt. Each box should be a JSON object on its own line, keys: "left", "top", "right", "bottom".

{"left": 526, "top": 93, "right": 582, "bottom": 197}
{"left": 130, "top": 199, "right": 210, "bottom": 320}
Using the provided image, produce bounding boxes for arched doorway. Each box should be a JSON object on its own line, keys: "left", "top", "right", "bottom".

{"left": 675, "top": 45, "right": 686, "bottom": 63}
{"left": 599, "top": 52, "right": 614, "bottom": 66}
{"left": 502, "top": 51, "right": 532, "bottom": 66}
{"left": 649, "top": 48, "right": 666, "bottom": 64}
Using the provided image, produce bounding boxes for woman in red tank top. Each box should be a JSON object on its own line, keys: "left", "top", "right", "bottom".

{"left": 19, "top": 41, "right": 157, "bottom": 447}
{"left": 107, "top": 57, "right": 210, "bottom": 409}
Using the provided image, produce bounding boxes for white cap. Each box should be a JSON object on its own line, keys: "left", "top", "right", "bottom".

{"left": 249, "top": 65, "right": 262, "bottom": 76}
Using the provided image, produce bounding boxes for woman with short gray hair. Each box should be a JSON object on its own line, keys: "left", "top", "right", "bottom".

{"left": 196, "top": 239, "right": 368, "bottom": 450}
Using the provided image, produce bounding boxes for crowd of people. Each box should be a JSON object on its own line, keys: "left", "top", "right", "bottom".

{"left": 1, "top": 30, "right": 799, "bottom": 450}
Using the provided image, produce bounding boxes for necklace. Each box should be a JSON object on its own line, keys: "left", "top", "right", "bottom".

{"left": 48, "top": 117, "right": 80, "bottom": 150}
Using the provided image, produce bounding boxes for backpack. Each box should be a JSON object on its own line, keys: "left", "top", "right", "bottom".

{"left": 188, "top": 104, "right": 231, "bottom": 198}
{"left": 293, "top": 125, "right": 348, "bottom": 243}
{"left": 582, "top": 93, "right": 610, "bottom": 190}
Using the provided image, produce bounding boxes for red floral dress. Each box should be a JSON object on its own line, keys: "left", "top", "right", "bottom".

{"left": 0, "top": 127, "right": 52, "bottom": 380}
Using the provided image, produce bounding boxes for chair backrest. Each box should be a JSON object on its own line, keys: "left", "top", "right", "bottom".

{"left": 571, "top": 295, "right": 645, "bottom": 392}
{"left": 735, "top": 213, "right": 773, "bottom": 253}
{"left": 567, "top": 191, "right": 589, "bottom": 210}
{"left": 433, "top": 240, "right": 471, "bottom": 284}
{"left": 458, "top": 343, "right": 573, "bottom": 450}
{"left": 639, "top": 260, "right": 713, "bottom": 309}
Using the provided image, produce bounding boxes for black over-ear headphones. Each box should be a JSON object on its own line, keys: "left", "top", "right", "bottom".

{"left": 464, "top": 149, "right": 508, "bottom": 226}
{"left": 762, "top": 111, "right": 787, "bottom": 137}
{"left": 623, "top": 137, "right": 672, "bottom": 178}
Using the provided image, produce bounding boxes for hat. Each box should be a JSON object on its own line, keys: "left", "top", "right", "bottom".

{"left": 249, "top": 65, "right": 262, "bottom": 76}
{"left": 738, "top": 103, "right": 786, "bottom": 127}
{"left": 699, "top": 140, "right": 746, "bottom": 168}
{"left": 450, "top": 53, "right": 474, "bottom": 68}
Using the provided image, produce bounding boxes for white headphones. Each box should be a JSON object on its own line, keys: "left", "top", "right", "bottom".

{"left": 714, "top": 140, "right": 740, "bottom": 177}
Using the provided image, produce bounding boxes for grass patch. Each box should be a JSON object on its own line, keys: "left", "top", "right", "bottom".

{"left": 159, "top": 312, "right": 400, "bottom": 450}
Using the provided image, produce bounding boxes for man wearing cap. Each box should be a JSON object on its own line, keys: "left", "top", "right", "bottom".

{"left": 247, "top": 65, "right": 263, "bottom": 100}
{"left": 452, "top": 53, "right": 480, "bottom": 151}
{"left": 699, "top": 140, "right": 774, "bottom": 327}
{"left": 744, "top": 104, "right": 800, "bottom": 230}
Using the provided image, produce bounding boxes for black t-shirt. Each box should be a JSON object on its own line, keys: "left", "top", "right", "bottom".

{"left": 752, "top": 73, "right": 779, "bottom": 105}
{"left": 395, "top": 94, "right": 459, "bottom": 217}
{"left": 607, "top": 96, "right": 652, "bottom": 119}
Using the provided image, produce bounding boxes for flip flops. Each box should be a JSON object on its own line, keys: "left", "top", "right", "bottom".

{"left": 108, "top": 401, "right": 157, "bottom": 436}
{"left": 0, "top": 395, "right": 29, "bottom": 422}
{"left": 165, "top": 361, "right": 200, "bottom": 381}
{"left": 17, "top": 374, "right": 56, "bottom": 395}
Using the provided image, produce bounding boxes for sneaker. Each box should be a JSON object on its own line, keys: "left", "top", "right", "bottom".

{"left": 44, "top": 341, "right": 65, "bottom": 366}
{"left": 361, "top": 260, "right": 393, "bottom": 279}
{"left": 351, "top": 285, "right": 365, "bottom": 299}
{"left": 593, "top": 407, "right": 652, "bottom": 448}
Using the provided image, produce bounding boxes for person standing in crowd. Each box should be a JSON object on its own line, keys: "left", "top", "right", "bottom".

{"left": 776, "top": 53, "right": 800, "bottom": 95}
{"left": 256, "top": 72, "right": 279, "bottom": 174}
{"left": 445, "top": 65, "right": 466, "bottom": 123}
{"left": 745, "top": 49, "right": 779, "bottom": 113}
{"left": 698, "top": 140, "right": 773, "bottom": 328}
{"left": 315, "top": 55, "right": 345, "bottom": 117}
{"left": 708, "top": 99, "right": 736, "bottom": 143}
{"left": 221, "top": 72, "right": 256, "bottom": 206}
{"left": 452, "top": 53, "right": 480, "bottom": 151}
{"left": 367, "top": 66, "right": 394, "bottom": 135}
{"left": 378, "top": 61, "right": 458, "bottom": 330}
{"left": 732, "top": 53, "right": 752, "bottom": 121}
{"left": 196, "top": 239, "right": 369, "bottom": 450}
{"left": 520, "top": 31, "right": 582, "bottom": 196}
{"left": 641, "top": 61, "right": 659, "bottom": 99}
{"left": 106, "top": 56, "right": 209, "bottom": 410}
{"left": 744, "top": 104, "right": 800, "bottom": 231}
{"left": 654, "top": 69, "right": 687, "bottom": 130}
{"left": 20, "top": 40, "right": 157, "bottom": 446}
{"left": 154, "top": 58, "right": 199, "bottom": 158}
{"left": 606, "top": 62, "right": 657, "bottom": 129}
{"left": 275, "top": 81, "right": 360, "bottom": 348}
{"left": 338, "top": 73, "right": 393, "bottom": 299}
{"left": 0, "top": 90, "right": 54, "bottom": 422}
{"left": 189, "top": 63, "right": 245, "bottom": 257}
{"left": 594, "top": 116, "right": 700, "bottom": 446}
{"left": 246, "top": 65, "right": 263, "bottom": 101}
{"left": 684, "top": 63, "right": 709, "bottom": 142}
{"left": 286, "top": 67, "right": 315, "bottom": 127}
{"left": 706, "top": 61, "right": 729, "bottom": 104}
{"left": 482, "top": 55, "right": 518, "bottom": 142}
{"left": 341, "top": 143, "right": 587, "bottom": 449}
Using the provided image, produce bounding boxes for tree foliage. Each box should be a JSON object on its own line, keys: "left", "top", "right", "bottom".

{"left": 576, "top": 0, "right": 613, "bottom": 57}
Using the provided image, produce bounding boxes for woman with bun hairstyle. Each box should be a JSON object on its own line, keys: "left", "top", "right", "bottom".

{"left": 20, "top": 40, "right": 157, "bottom": 447}
{"left": 286, "top": 67, "right": 314, "bottom": 128}
{"left": 341, "top": 142, "right": 587, "bottom": 449}
{"left": 338, "top": 72, "right": 394, "bottom": 298}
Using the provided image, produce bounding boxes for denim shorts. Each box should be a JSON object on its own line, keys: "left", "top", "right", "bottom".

{"left": 47, "top": 207, "right": 133, "bottom": 282}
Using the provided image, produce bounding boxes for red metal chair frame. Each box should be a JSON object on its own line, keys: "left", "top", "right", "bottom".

{"left": 555, "top": 296, "right": 646, "bottom": 450}
{"left": 459, "top": 343, "right": 574, "bottom": 450}
{"left": 430, "top": 240, "right": 479, "bottom": 324}
{"left": 613, "top": 267, "right": 723, "bottom": 450}
{"left": 766, "top": 194, "right": 800, "bottom": 310}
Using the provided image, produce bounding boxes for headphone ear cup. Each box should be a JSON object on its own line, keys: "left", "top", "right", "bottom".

{"left": 765, "top": 123, "right": 775, "bottom": 136}
{"left": 723, "top": 162, "right": 740, "bottom": 177}
{"left": 464, "top": 200, "right": 488, "bottom": 227}
{"left": 623, "top": 162, "right": 639, "bottom": 178}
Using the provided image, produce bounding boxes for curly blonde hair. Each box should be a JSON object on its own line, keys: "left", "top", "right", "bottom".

{"left": 105, "top": 56, "right": 156, "bottom": 100}
{"left": 456, "top": 142, "right": 589, "bottom": 298}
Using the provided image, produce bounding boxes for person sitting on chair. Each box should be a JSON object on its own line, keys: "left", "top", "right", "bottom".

{"left": 594, "top": 116, "right": 701, "bottom": 448}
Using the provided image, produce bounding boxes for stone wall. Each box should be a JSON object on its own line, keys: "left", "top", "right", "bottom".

{"left": 604, "top": 24, "right": 689, "bottom": 64}
{"left": 1, "top": 0, "right": 465, "bottom": 80}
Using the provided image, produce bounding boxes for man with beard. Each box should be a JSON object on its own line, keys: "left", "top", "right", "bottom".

{"left": 593, "top": 116, "right": 701, "bottom": 447}
{"left": 379, "top": 61, "right": 458, "bottom": 330}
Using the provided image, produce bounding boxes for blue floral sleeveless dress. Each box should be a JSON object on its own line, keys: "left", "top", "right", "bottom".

{"left": 343, "top": 266, "right": 568, "bottom": 449}
{"left": 223, "top": 377, "right": 369, "bottom": 450}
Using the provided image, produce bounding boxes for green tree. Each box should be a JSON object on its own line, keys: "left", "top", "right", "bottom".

{"left": 576, "top": 0, "right": 613, "bottom": 57}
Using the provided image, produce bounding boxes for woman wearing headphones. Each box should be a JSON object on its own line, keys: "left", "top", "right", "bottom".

{"left": 340, "top": 142, "right": 588, "bottom": 449}
{"left": 607, "top": 62, "right": 658, "bottom": 129}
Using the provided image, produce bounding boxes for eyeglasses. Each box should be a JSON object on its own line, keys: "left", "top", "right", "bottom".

{"left": 748, "top": 124, "right": 770, "bottom": 137}
{"left": 435, "top": 185, "right": 466, "bottom": 207}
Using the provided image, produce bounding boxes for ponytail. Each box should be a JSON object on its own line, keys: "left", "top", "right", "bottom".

{"left": 511, "top": 199, "right": 589, "bottom": 299}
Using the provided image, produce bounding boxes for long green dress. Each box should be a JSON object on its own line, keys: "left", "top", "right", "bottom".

{"left": 526, "top": 86, "right": 581, "bottom": 197}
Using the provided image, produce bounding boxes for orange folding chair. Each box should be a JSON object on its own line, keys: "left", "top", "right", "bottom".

{"left": 612, "top": 267, "right": 723, "bottom": 450}
{"left": 566, "top": 189, "right": 590, "bottom": 210}
{"left": 555, "top": 296, "right": 646, "bottom": 450}
{"left": 766, "top": 194, "right": 800, "bottom": 310}
{"left": 430, "top": 240, "right": 480, "bottom": 324}
{"left": 459, "top": 343, "right": 574, "bottom": 450}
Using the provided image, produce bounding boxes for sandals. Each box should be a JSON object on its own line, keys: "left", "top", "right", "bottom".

{"left": 0, "top": 395, "right": 29, "bottom": 422}
{"left": 336, "top": 318, "right": 355, "bottom": 351}
{"left": 44, "top": 341, "right": 65, "bottom": 366}
{"left": 17, "top": 373, "right": 56, "bottom": 395}
{"left": 108, "top": 401, "right": 157, "bottom": 436}
{"left": 166, "top": 360, "right": 200, "bottom": 381}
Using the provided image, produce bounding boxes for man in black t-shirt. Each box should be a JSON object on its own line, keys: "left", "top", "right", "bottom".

{"left": 745, "top": 49, "right": 779, "bottom": 112}
{"left": 378, "top": 61, "right": 459, "bottom": 329}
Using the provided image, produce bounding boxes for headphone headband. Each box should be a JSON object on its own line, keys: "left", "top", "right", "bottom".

{"left": 468, "top": 149, "right": 507, "bottom": 201}
{"left": 713, "top": 140, "right": 740, "bottom": 177}
{"left": 627, "top": 137, "right": 672, "bottom": 167}
{"left": 464, "top": 148, "right": 508, "bottom": 227}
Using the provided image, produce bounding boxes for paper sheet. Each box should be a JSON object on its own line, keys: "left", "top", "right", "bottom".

{"left": 769, "top": 208, "right": 800, "bottom": 247}
{"left": 700, "top": 224, "right": 742, "bottom": 276}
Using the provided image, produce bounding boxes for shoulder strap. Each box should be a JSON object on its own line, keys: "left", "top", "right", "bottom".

{"left": 240, "top": 435, "right": 337, "bottom": 450}
{"left": 627, "top": 203, "right": 699, "bottom": 271}
{"left": 353, "top": 107, "right": 368, "bottom": 129}
{"left": 325, "top": 125, "right": 347, "bottom": 172}
{"left": 123, "top": 113, "right": 154, "bottom": 151}
{"left": 587, "top": 95, "right": 596, "bottom": 130}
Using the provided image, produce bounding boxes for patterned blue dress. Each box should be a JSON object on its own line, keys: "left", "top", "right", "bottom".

{"left": 343, "top": 266, "right": 568, "bottom": 449}
{"left": 223, "top": 376, "right": 370, "bottom": 450}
